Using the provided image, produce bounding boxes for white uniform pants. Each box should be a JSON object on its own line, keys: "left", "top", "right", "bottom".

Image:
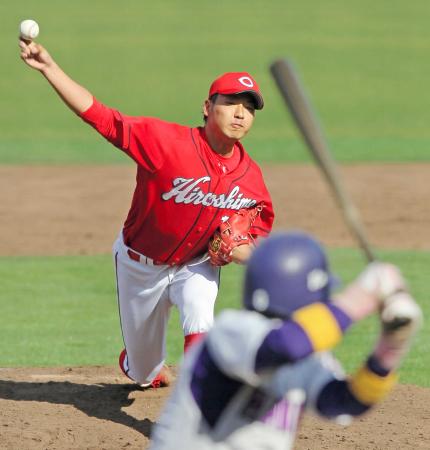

{"left": 113, "top": 235, "right": 220, "bottom": 385}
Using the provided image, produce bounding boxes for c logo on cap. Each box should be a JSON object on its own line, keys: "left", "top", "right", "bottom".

{"left": 238, "top": 76, "right": 254, "bottom": 88}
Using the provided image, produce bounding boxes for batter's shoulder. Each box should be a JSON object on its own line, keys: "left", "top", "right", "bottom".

{"left": 206, "top": 310, "right": 277, "bottom": 381}
{"left": 208, "top": 310, "right": 275, "bottom": 351}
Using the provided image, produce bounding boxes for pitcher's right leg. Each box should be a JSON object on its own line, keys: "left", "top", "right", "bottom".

{"left": 113, "top": 237, "right": 171, "bottom": 385}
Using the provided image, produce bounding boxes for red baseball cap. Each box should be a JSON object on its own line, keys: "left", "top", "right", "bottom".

{"left": 208, "top": 72, "right": 264, "bottom": 110}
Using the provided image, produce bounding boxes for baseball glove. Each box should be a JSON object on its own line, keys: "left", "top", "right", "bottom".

{"left": 208, "top": 206, "right": 263, "bottom": 266}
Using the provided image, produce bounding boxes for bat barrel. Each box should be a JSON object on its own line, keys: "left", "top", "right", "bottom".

{"left": 270, "top": 58, "right": 376, "bottom": 263}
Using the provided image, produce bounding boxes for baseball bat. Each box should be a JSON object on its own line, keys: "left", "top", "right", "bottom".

{"left": 270, "top": 58, "right": 376, "bottom": 262}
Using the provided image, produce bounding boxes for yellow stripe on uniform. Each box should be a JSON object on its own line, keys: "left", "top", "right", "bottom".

{"left": 292, "top": 303, "right": 342, "bottom": 351}
{"left": 349, "top": 366, "right": 397, "bottom": 405}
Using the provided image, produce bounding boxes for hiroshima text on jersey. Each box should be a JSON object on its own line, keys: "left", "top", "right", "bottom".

{"left": 162, "top": 177, "right": 257, "bottom": 210}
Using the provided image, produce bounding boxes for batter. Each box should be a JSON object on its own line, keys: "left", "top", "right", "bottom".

{"left": 19, "top": 38, "right": 274, "bottom": 387}
{"left": 149, "top": 232, "right": 422, "bottom": 449}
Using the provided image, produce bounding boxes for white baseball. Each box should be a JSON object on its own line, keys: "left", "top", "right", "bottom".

{"left": 19, "top": 19, "right": 40, "bottom": 41}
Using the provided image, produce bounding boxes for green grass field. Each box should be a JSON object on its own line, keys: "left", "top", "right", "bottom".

{"left": 1, "top": 0, "right": 428, "bottom": 389}
{"left": 2, "top": 0, "right": 430, "bottom": 163}
{"left": 1, "top": 249, "right": 428, "bottom": 386}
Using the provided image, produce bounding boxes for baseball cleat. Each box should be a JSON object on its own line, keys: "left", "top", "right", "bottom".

{"left": 119, "top": 349, "right": 172, "bottom": 388}
{"left": 141, "top": 365, "right": 172, "bottom": 389}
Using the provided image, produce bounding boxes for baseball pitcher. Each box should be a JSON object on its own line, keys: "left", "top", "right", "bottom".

{"left": 19, "top": 38, "right": 274, "bottom": 387}
{"left": 149, "top": 231, "right": 422, "bottom": 449}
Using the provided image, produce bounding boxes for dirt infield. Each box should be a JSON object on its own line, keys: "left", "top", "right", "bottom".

{"left": 1, "top": 163, "right": 429, "bottom": 256}
{"left": 0, "top": 163, "right": 429, "bottom": 449}
{"left": 0, "top": 367, "right": 429, "bottom": 450}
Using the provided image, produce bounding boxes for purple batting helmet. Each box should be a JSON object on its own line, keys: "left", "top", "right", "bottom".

{"left": 243, "top": 231, "right": 338, "bottom": 318}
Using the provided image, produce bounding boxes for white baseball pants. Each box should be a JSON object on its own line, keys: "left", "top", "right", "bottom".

{"left": 113, "top": 235, "right": 220, "bottom": 385}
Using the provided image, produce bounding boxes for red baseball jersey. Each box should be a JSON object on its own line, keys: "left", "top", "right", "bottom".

{"left": 80, "top": 98, "right": 274, "bottom": 265}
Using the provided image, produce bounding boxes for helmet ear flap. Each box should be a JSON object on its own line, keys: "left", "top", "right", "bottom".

{"left": 243, "top": 231, "right": 335, "bottom": 318}
{"left": 251, "top": 289, "right": 270, "bottom": 313}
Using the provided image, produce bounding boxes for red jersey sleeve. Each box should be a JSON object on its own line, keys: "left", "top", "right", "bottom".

{"left": 251, "top": 198, "right": 274, "bottom": 238}
{"left": 80, "top": 97, "right": 172, "bottom": 171}
{"left": 249, "top": 165, "right": 274, "bottom": 238}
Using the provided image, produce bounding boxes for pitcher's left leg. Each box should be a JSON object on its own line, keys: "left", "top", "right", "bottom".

{"left": 170, "top": 259, "right": 220, "bottom": 351}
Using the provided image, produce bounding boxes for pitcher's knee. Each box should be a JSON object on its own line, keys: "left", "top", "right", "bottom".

{"left": 182, "top": 312, "right": 213, "bottom": 336}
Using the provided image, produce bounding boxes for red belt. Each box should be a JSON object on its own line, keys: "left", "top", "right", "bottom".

{"left": 127, "top": 249, "right": 165, "bottom": 266}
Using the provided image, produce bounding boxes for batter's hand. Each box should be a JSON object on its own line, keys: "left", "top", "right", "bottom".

{"left": 19, "top": 39, "right": 54, "bottom": 72}
{"left": 373, "top": 291, "right": 422, "bottom": 371}
{"left": 334, "top": 262, "right": 409, "bottom": 322}
{"left": 380, "top": 291, "right": 422, "bottom": 335}
{"left": 356, "top": 262, "right": 407, "bottom": 302}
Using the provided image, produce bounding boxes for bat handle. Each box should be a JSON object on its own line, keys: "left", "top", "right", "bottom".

{"left": 344, "top": 205, "right": 376, "bottom": 262}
